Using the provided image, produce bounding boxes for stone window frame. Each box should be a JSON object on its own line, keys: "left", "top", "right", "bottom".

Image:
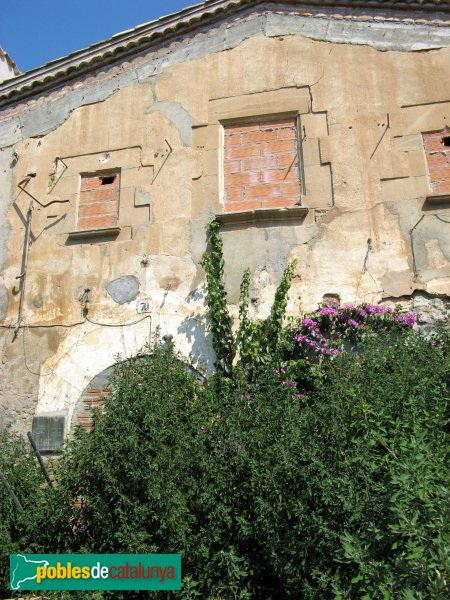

{"left": 69, "top": 168, "right": 122, "bottom": 239}
{"left": 192, "top": 87, "right": 332, "bottom": 226}
{"left": 221, "top": 113, "right": 306, "bottom": 215}
{"left": 422, "top": 128, "right": 450, "bottom": 205}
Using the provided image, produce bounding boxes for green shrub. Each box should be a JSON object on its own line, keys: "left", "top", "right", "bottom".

{"left": 47, "top": 326, "right": 449, "bottom": 599}
{"left": 0, "top": 427, "right": 56, "bottom": 597}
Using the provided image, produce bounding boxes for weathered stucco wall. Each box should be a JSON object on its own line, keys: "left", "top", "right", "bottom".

{"left": 0, "top": 6, "right": 449, "bottom": 436}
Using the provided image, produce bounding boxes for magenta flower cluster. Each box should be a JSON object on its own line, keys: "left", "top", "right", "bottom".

{"left": 293, "top": 302, "right": 417, "bottom": 358}
{"left": 293, "top": 315, "right": 341, "bottom": 357}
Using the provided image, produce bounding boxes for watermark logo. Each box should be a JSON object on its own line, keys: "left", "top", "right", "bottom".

{"left": 10, "top": 554, "right": 181, "bottom": 591}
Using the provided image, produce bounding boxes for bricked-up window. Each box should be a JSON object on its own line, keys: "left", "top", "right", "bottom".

{"left": 78, "top": 171, "right": 120, "bottom": 230}
{"left": 422, "top": 131, "right": 450, "bottom": 195}
{"left": 223, "top": 117, "right": 302, "bottom": 213}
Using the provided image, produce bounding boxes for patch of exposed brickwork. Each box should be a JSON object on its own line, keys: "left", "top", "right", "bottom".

{"left": 223, "top": 118, "right": 302, "bottom": 212}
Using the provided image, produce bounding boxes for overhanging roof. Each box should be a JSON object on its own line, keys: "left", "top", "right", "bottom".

{"left": 0, "top": 0, "right": 449, "bottom": 106}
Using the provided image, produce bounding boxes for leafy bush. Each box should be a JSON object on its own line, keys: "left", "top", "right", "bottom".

{"left": 43, "top": 327, "right": 448, "bottom": 599}
{"left": 0, "top": 428, "right": 56, "bottom": 597}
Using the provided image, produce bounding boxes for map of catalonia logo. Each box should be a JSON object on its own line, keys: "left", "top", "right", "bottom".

{"left": 10, "top": 554, "right": 181, "bottom": 591}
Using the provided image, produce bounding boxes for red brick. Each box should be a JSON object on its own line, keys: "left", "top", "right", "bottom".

{"left": 260, "top": 197, "right": 299, "bottom": 209}
{"left": 225, "top": 145, "right": 261, "bottom": 160}
{"left": 223, "top": 118, "right": 302, "bottom": 214}
{"left": 277, "top": 127, "right": 297, "bottom": 140}
{"left": 262, "top": 139, "right": 296, "bottom": 156}
{"left": 247, "top": 183, "right": 282, "bottom": 199}
{"left": 423, "top": 133, "right": 444, "bottom": 147}
{"left": 224, "top": 134, "right": 241, "bottom": 147}
{"left": 426, "top": 153, "right": 447, "bottom": 167}
{"left": 78, "top": 215, "right": 117, "bottom": 230}
{"left": 438, "top": 180, "right": 450, "bottom": 193}
{"left": 225, "top": 186, "right": 245, "bottom": 202}
{"left": 281, "top": 182, "right": 302, "bottom": 197}
{"left": 224, "top": 160, "right": 241, "bottom": 175}
{"left": 278, "top": 153, "right": 299, "bottom": 168}
{"left": 225, "top": 199, "right": 260, "bottom": 212}
{"left": 80, "top": 188, "right": 118, "bottom": 203}
{"left": 226, "top": 171, "right": 260, "bottom": 187}
{"left": 429, "top": 167, "right": 450, "bottom": 181}
{"left": 78, "top": 200, "right": 118, "bottom": 218}
{"left": 262, "top": 168, "right": 298, "bottom": 183}
{"left": 241, "top": 156, "right": 279, "bottom": 171}
{"left": 81, "top": 173, "right": 120, "bottom": 191}
{"left": 242, "top": 130, "right": 277, "bottom": 145}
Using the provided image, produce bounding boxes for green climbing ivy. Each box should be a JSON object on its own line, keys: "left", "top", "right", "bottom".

{"left": 201, "top": 220, "right": 297, "bottom": 374}
{"left": 267, "top": 258, "right": 297, "bottom": 355}
{"left": 200, "top": 220, "right": 235, "bottom": 377}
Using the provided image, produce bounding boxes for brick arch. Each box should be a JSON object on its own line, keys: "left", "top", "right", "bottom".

{"left": 70, "top": 357, "right": 206, "bottom": 435}
{"left": 70, "top": 364, "right": 116, "bottom": 434}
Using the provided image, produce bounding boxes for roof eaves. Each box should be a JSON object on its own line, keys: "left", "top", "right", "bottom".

{"left": 0, "top": 0, "right": 252, "bottom": 103}
{"left": 0, "top": 0, "right": 449, "bottom": 105}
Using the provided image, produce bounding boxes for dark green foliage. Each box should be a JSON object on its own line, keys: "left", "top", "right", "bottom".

{"left": 1, "top": 326, "right": 449, "bottom": 598}
{"left": 184, "top": 330, "right": 449, "bottom": 598}
{"left": 0, "top": 428, "right": 57, "bottom": 597}
{"left": 55, "top": 344, "right": 202, "bottom": 558}
{"left": 200, "top": 220, "right": 235, "bottom": 377}
{"left": 4, "top": 327, "right": 441, "bottom": 599}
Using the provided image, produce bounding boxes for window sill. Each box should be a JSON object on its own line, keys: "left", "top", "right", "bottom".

{"left": 68, "top": 226, "right": 121, "bottom": 240}
{"left": 426, "top": 194, "right": 450, "bottom": 206}
{"left": 215, "top": 206, "right": 308, "bottom": 226}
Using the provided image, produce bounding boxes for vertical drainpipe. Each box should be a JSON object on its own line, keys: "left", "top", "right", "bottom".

{"left": 14, "top": 200, "right": 33, "bottom": 338}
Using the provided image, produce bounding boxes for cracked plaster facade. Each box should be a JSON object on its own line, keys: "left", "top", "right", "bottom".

{"left": 0, "top": 1, "right": 449, "bottom": 437}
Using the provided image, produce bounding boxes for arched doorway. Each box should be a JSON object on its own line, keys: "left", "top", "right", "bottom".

{"left": 70, "top": 364, "right": 115, "bottom": 434}
{"left": 70, "top": 356, "right": 205, "bottom": 434}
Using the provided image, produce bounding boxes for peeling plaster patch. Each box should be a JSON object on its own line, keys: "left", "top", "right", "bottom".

{"left": 106, "top": 275, "right": 140, "bottom": 304}
{"left": 425, "top": 238, "right": 448, "bottom": 270}
{"left": 411, "top": 218, "right": 450, "bottom": 282}
{"left": 385, "top": 199, "right": 419, "bottom": 231}
{"left": 0, "top": 118, "right": 22, "bottom": 147}
{"left": 0, "top": 284, "right": 8, "bottom": 320}
{"left": 381, "top": 270, "right": 413, "bottom": 298}
{"left": 137, "top": 14, "right": 267, "bottom": 82}
{"left": 221, "top": 223, "right": 319, "bottom": 304}
{"left": 159, "top": 276, "right": 181, "bottom": 291}
{"left": 265, "top": 13, "right": 450, "bottom": 52}
{"left": 1, "top": 70, "right": 138, "bottom": 145}
{"left": 146, "top": 100, "right": 194, "bottom": 146}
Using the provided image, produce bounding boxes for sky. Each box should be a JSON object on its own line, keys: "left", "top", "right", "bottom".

{"left": 1, "top": 0, "right": 195, "bottom": 74}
